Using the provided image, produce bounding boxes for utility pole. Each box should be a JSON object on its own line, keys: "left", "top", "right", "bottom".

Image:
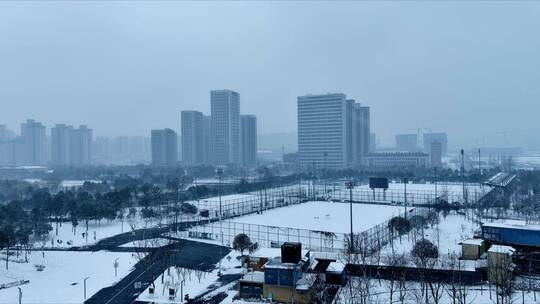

{"left": 478, "top": 148, "right": 482, "bottom": 175}
{"left": 403, "top": 177, "right": 408, "bottom": 219}
{"left": 434, "top": 167, "right": 438, "bottom": 205}
{"left": 461, "top": 149, "right": 466, "bottom": 205}
{"left": 83, "top": 277, "right": 90, "bottom": 299}
{"left": 217, "top": 168, "right": 223, "bottom": 245}
{"left": 345, "top": 181, "right": 356, "bottom": 254}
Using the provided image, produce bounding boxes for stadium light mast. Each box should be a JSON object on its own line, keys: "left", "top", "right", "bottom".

{"left": 402, "top": 177, "right": 408, "bottom": 219}
{"left": 345, "top": 180, "right": 356, "bottom": 253}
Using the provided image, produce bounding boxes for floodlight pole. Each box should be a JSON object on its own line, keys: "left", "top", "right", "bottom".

{"left": 402, "top": 177, "right": 408, "bottom": 219}
{"left": 345, "top": 181, "right": 355, "bottom": 253}
{"left": 217, "top": 168, "right": 223, "bottom": 245}
{"left": 83, "top": 276, "right": 90, "bottom": 299}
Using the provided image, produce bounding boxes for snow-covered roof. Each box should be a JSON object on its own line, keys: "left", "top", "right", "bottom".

{"left": 295, "top": 274, "right": 316, "bottom": 291}
{"left": 483, "top": 222, "right": 540, "bottom": 232}
{"left": 488, "top": 245, "right": 515, "bottom": 255}
{"left": 265, "top": 258, "right": 300, "bottom": 270}
{"left": 239, "top": 271, "right": 265, "bottom": 284}
{"left": 327, "top": 262, "right": 345, "bottom": 273}
{"left": 462, "top": 238, "right": 484, "bottom": 246}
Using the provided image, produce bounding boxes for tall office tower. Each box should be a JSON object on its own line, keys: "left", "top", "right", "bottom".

{"left": 353, "top": 104, "right": 370, "bottom": 165}
{"left": 210, "top": 90, "right": 240, "bottom": 165}
{"left": 111, "top": 136, "right": 130, "bottom": 164}
{"left": 240, "top": 115, "right": 257, "bottom": 168}
{"left": 181, "top": 111, "right": 204, "bottom": 165}
{"left": 298, "top": 93, "right": 352, "bottom": 169}
{"left": 129, "top": 136, "right": 151, "bottom": 164}
{"left": 92, "top": 136, "right": 111, "bottom": 165}
{"left": 202, "top": 115, "right": 212, "bottom": 164}
{"left": 70, "top": 125, "right": 92, "bottom": 166}
{"left": 51, "top": 124, "right": 73, "bottom": 165}
{"left": 430, "top": 141, "right": 443, "bottom": 169}
{"left": 151, "top": 128, "right": 178, "bottom": 166}
{"left": 0, "top": 125, "right": 7, "bottom": 142}
{"left": 396, "top": 134, "right": 419, "bottom": 152}
{"left": 21, "top": 119, "right": 46, "bottom": 166}
{"left": 369, "top": 133, "right": 377, "bottom": 152}
{"left": 423, "top": 132, "right": 448, "bottom": 156}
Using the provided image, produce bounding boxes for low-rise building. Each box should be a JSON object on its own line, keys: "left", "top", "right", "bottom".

{"left": 487, "top": 245, "right": 515, "bottom": 285}
{"left": 363, "top": 152, "right": 429, "bottom": 169}
{"left": 461, "top": 238, "right": 486, "bottom": 260}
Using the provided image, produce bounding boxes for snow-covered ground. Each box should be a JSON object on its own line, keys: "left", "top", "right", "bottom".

{"left": 227, "top": 201, "right": 408, "bottom": 234}
{"left": 328, "top": 182, "right": 488, "bottom": 205}
{"left": 40, "top": 215, "right": 159, "bottom": 249}
{"left": 0, "top": 251, "right": 139, "bottom": 304}
{"left": 119, "top": 238, "right": 172, "bottom": 248}
{"left": 380, "top": 212, "right": 480, "bottom": 259}
{"left": 135, "top": 251, "right": 243, "bottom": 303}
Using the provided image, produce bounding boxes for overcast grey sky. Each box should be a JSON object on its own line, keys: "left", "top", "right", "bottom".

{"left": 1, "top": 1, "right": 539, "bottom": 148}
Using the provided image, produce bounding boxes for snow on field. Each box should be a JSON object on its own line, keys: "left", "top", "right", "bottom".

{"left": 0, "top": 251, "right": 139, "bottom": 304}
{"left": 379, "top": 212, "right": 481, "bottom": 265}
{"left": 228, "top": 201, "right": 408, "bottom": 234}
{"left": 328, "top": 182, "right": 489, "bottom": 204}
{"left": 119, "top": 238, "right": 172, "bottom": 248}
{"left": 40, "top": 216, "right": 156, "bottom": 249}
{"left": 343, "top": 278, "right": 540, "bottom": 304}
{"left": 135, "top": 251, "right": 242, "bottom": 303}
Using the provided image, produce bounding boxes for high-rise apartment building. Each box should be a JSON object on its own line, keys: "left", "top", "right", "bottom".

{"left": 151, "top": 128, "right": 178, "bottom": 166}
{"left": 210, "top": 90, "right": 240, "bottom": 165}
{"left": 70, "top": 125, "right": 92, "bottom": 166}
{"left": 181, "top": 111, "right": 204, "bottom": 165}
{"left": 297, "top": 93, "right": 370, "bottom": 169}
{"left": 21, "top": 119, "right": 46, "bottom": 166}
{"left": 423, "top": 132, "right": 448, "bottom": 156}
{"left": 202, "top": 115, "right": 212, "bottom": 164}
{"left": 396, "top": 134, "right": 419, "bottom": 152}
{"left": 240, "top": 115, "right": 257, "bottom": 168}
{"left": 354, "top": 104, "right": 370, "bottom": 164}
{"left": 51, "top": 124, "right": 92, "bottom": 166}
{"left": 430, "top": 141, "right": 443, "bottom": 169}
{"left": 51, "top": 124, "right": 73, "bottom": 165}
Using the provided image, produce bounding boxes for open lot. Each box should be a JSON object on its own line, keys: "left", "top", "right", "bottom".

{"left": 228, "top": 201, "right": 408, "bottom": 234}
{"left": 0, "top": 251, "right": 139, "bottom": 304}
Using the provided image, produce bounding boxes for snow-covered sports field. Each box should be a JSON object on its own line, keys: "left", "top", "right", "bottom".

{"left": 228, "top": 201, "right": 408, "bottom": 234}
{"left": 0, "top": 251, "right": 139, "bottom": 304}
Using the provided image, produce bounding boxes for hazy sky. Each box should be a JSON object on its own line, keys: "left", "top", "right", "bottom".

{"left": 1, "top": 1, "right": 539, "bottom": 148}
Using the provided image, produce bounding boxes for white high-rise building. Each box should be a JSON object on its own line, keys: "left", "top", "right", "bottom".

{"left": 151, "top": 128, "right": 178, "bottom": 166}
{"left": 396, "top": 134, "right": 419, "bottom": 152}
{"left": 430, "top": 141, "right": 443, "bottom": 169}
{"left": 423, "top": 132, "right": 448, "bottom": 156}
{"left": 21, "top": 119, "right": 46, "bottom": 166}
{"left": 298, "top": 93, "right": 370, "bottom": 169}
{"left": 210, "top": 90, "right": 240, "bottom": 165}
{"left": 240, "top": 115, "right": 257, "bottom": 168}
{"left": 51, "top": 124, "right": 73, "bottom": 165}
{"left": 70, "top": 125, "right": 92, "bottom": 166}
{"left": 202, "top": 115, "right": 212, "bottom": 164}
{"left": 181, "top": 110, "right": 204, "bottom": 165}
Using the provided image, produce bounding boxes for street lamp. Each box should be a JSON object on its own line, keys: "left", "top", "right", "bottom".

{"left": 114, "top": 258, "right": 119, "bottom": 277}
{"left": 83, "top": 276, "right": 90, "bottom": 299}
{"left": 18, "top": 287, "right": 22, "bottom": 304}
{"left": 402, "top": 177, "right": 408, "bottom": 219}
{"left": 217, "top": 168, "right": 223, "bottom": 245}
{"left": 345, "top": 181, "right": 356, "bottom": 253}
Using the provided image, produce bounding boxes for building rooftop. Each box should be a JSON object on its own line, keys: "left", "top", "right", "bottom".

{"left": 461, "top": 238, "right": 485, "bottom": 246}
{"left": 239, "top": 271, "right": 265, "bottom": 284}
{"left": 483, "top": 221, "right": 540, "bottom": 232}
{"left": 488, "top": 245, "right": 516, "bottom": 255}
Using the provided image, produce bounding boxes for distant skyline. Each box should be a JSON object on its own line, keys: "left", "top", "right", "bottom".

{"left": 1, "top": 2, "right": 540, "bottom": 148}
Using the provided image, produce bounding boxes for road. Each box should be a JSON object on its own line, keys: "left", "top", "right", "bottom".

{"left": 85, "top": 239, "right": 230, "bottom": 304}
